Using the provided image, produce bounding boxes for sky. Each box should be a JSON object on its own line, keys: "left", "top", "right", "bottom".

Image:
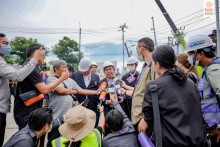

{"left": 0, "top": 0, "right": 217, "bottom": 72}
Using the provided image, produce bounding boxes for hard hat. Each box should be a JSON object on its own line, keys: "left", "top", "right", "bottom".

{"left": 186, "top": 35, "right": 213, "bottom": 52}
{"left": 78, "top": 57, "right": 92, "bottom": 72}
{"left": 127, "top": 56, "right": 138, "bottom": 64}
{"left": 91, "top": 61, "right": 97, "bottom": 66}
{"left": 103, "top": 61, "right": 114, "bottom": 69}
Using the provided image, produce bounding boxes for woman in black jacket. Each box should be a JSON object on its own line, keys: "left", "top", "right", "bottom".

{"left": 142, "top": 45, "right": 207, "bottom": 147}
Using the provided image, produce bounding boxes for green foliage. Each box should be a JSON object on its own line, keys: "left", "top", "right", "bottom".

{"left": 10, "top": 37, "right": 48, "bottom": 65}
{"left": 52, "top": 36, "right": 83, "bottom": 64}
{"left": 4, "top": 54, "right": 14, "bottom": 64}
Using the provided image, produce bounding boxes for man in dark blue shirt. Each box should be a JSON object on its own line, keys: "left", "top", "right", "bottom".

{"left": 121, "top": 56, "right": 139, "bottom": 119}
{"left": 4, "top": 108, "right": 53, "bottom": 147}
{"left": 72, "top": 58, "right": 100, "bottom": 125}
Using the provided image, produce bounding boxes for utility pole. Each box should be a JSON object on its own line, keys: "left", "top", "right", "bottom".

{"left": 151, "top": 17, "right": 157, "bottom": 48}
{"left": 79, "top": 22, "right": 81, "bottom": 61}
{"left": 216, "top": 0, "right": 220, "bottom": 57}
{"left": 119, "top": 23, "right": 128, "bottom": 74}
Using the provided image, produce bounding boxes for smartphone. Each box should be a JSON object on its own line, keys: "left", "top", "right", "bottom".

{"left": 82, "top": 98, "right": 89, "bottom": 107}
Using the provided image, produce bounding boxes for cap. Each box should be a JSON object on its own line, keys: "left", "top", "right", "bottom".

{"left": 91, "top": 61, "right": 97, "bottom": 66}
{"left": 78, "top": 57, "right": 92, "bottom": 72}
{"left": 186, "top": 35, "right": 213, "bottom": 52}
{"left": 127, "top": 56, "right": 138, "bottom": 64}
{"left": 103, "top": 61, "right": 114, "bottom": 69}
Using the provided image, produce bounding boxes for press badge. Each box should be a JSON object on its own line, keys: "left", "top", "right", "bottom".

{"left": 127, "top": 76, "right": 135, "bottom": 83}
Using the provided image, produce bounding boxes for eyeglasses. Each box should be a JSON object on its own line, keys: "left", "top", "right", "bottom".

{"left": 138, "top": 45, "right": 153, "bottom": 51}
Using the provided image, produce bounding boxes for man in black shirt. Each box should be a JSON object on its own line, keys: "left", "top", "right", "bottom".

{"left": 121, "top": 56, "right": 139, "bottom": 119}
{"left": 4, "top": 108, "right": 53, "bottom": 147}
{"left": 14, "top": 44, "right": 69, "bottom": 130}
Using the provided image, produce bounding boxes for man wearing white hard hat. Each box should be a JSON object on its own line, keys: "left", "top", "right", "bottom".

{"left": 90, "top": 61, "right": 98, "bottom": 74}
{"left": 186, "top": 35, "right": 220, "bottom": 146}
{"left": 72, "top": 57, "right": 100, "bottom": 126}
{"left": 121, "top": 56, "right": 139, "bottom": 119}
{"left": 99, "top": 61, "right": 124, "bottom": 115}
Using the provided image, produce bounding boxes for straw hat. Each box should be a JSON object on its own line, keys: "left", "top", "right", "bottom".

{"left": 47, "top": 65, "right": 55, "bottom": 77}
{"left": 58, "top": 105, "right": 96, "bottom": 142}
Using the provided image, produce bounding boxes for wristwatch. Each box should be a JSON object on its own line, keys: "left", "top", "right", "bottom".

{"left": 217, "top": 124, "right": 220, "bottom": 130}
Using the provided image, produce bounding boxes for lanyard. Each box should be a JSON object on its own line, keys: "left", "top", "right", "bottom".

{"left": 136, "top": 64, "right": 147, "bottom": 85}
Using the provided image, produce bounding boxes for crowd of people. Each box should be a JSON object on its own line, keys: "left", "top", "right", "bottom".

{"left": 0, "top": 32, "right": 220, "bottom": 147}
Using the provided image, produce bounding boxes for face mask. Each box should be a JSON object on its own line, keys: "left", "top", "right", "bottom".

{"left": 0, "top": 44, "right": 12, "bottom": 55}
{"left": 128, "top": 66, "right": 135, "bottom": 72}
{"left": 137, "top": 54, "right": 144, "bottom": 61}
{"left": 187, "top": 56, "right": 193, "bottom": 65}
{"left": 187, "top": 55, "right": 199, "bottom": 66}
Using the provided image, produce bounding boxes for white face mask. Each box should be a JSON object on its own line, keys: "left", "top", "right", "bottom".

{"left": 127, "top": 66, "right": 135, "bottom": 72}
{"left": 137, "top": 54, "right": 144, "bottom": 61}
{"left": 187, "top": 55, "right": 199, "bottom": 66}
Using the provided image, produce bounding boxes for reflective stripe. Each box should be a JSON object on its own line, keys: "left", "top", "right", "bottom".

{"left": 55, "top": 138, "right": 61, "bottom": 147}
{"left": 201, "top": 97, "right": 217, "bottom": 104}
{"left": 92, "top": 129, "right": 101, "bottom": 147}
{"left": 203, "top": 113, "right": 220, "bottom": 121}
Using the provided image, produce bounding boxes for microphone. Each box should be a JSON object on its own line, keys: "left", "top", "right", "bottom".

{"left": 97, "top": 91, "right": 106, "bottom": 111}
{"left": 109, "top": 84, "right": 115, "bottom": 95}
{"left": 98, "top": 81, "right": 107, "bottom": 95}
{"left": 115, "top": 80, "right": 122, "bottom": 96}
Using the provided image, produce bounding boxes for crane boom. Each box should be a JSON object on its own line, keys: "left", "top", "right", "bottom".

{"left": 155, "top": 0, "right": 186, "bottom": 51}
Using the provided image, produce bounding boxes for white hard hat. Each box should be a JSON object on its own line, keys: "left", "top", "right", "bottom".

{"left": 127, "top": 56, "right": 138, "bottom": 64}
{"left": 103, "top": 61, "right": 114, "bottom": 69}
{"left": 186, "top": 35, "right": 213, "bottom": 52}
{"left": 91, "top": 61, "right": 97, "bottom": 66}
{"left": 78, "top": 57, "right": 92, "bottom": 72}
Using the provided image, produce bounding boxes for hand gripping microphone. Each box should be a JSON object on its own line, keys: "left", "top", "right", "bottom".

{"left": 98, "top": 81, "right": 107, "bottom": 95}
{"left": 97, "top": 91, "right": 106, "bottom": 111}
{"left": 115, "top": 80, "right": 122, "bottom": 96}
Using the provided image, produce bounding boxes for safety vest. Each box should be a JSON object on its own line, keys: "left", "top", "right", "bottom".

{"left": 52, "top": 128, "right": 101, "bottom": 147}
{"left": 198, "top": 58, "right": 220, "bottom": 127}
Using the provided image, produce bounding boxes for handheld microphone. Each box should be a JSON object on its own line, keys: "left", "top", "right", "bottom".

{"left": 98, "top": 81, "right": 107, "bottom": 95}
{"left": 109, "top": 84, "right": 115, "bottom": 95}
{"left": 97, "top": 91, "right": 106, "bottom": 111}
{"left": 115, "top": 81, "right": 122, "bottom": 96}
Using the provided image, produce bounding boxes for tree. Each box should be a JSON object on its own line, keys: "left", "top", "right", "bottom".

{"left": 52, "top": 36, "right": 83, "bottom": 65}
{"left": 9, "top": 37, "right": 48, "bottom": 65}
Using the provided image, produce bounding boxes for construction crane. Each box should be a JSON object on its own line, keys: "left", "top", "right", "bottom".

{"left": 155, "top": 0, "right": 186, "bottom": 51}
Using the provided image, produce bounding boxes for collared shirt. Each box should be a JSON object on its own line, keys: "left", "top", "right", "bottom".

{"left": 131, "top": 57, "right": 159, "bottom": 125}
{"left": 3, "top": 125, "right": 39, "bottom": 147}
{"left": 0, "top": 56, "right": 37, "bottom": 114}
{"left": 83, "top": 72, "right": 91, "bottom": 88}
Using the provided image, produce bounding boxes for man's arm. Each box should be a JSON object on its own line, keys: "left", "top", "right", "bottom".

{"left": 97, "top": 105, "right": 105, "bottom": 130}
{"left": 76, "top": 88, "right": 98, "bottom": 95}
{"left": 110, "top": 94, "right": 131, "bottom": 125}
{"left": 54, "top": 87, "right": 77, "bottom": 95}
{"left": 206, "top": 65, "right": 220, "bottom": 97}
{"left": 0, "top": 49, "right": 43, "bottom": 81}
{"left": 35, "top": 72, "right": 69, "bottom": 95}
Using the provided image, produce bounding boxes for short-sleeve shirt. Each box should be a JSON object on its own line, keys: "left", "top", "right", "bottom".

{"left": 47, "top": 77, "right": 81, "bottom": 120}
{"left": 14, "top": 60, "right": 43, "bottom": 116}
